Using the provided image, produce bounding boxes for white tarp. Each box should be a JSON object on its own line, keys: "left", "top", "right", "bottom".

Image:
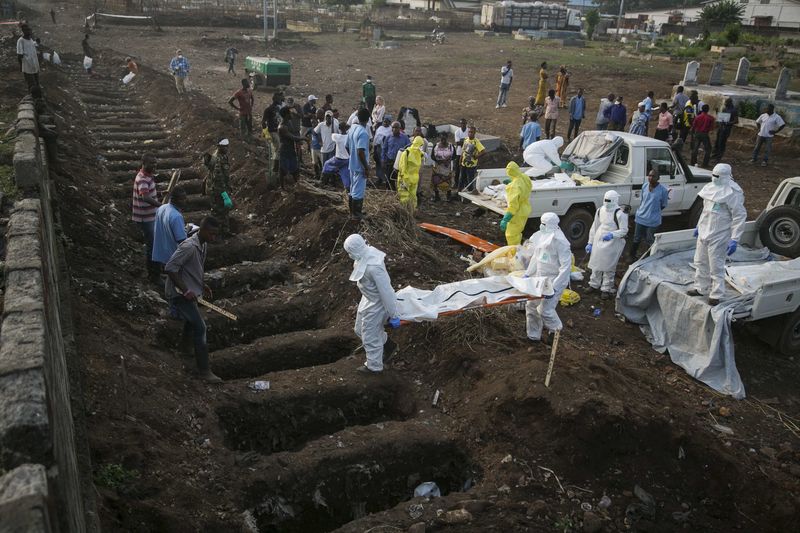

{"left": 616, "top": 250, "right": 755, "bottom": 399}
{"left": 561, "top": 131, "right": 623, "bottom": 179}
{"left": 726, "top": 256, "right": 800, "bottom": 293}
{"left": 396, "top": 275, "right": 553, "bottom": 322}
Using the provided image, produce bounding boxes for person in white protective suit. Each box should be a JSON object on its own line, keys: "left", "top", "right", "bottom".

{"left": 586, "top": 190, "right": 628, "bottom": 299}
{"left": 524, "top": 212, "right": 572, "bottom": 344}
{"left": 687, "top": 163, "right": 746, "bottom": 306}
{"left": 523, "top": 136, "right": 564, "bottom": 177}
{"left": 343, "top": 234, "right": 401, "bottom": 373}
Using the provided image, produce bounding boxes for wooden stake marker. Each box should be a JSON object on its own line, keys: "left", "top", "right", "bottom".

{"left": 544, "top": 329, "right": 561, "bottom": 388}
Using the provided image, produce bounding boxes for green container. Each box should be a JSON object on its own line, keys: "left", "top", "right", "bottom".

{"left": 245, "top": 56, "right": 291, "bottom": 87}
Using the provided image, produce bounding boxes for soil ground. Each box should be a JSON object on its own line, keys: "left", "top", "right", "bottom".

{"left": 4, "top": 3, "right": 800, "bottom": 532}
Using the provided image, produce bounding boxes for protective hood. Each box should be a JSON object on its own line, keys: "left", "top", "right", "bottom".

{"left": 699, "top": 163, "right": 743, "bottom": 202}
{"left": 603, "top": 190, "right": 620, "bottom": 210}
{"left": 344, "top": 234, "right": 386, "bottom": 282}
{"left": 552, "top": 136, "right": 564, "bottom": 149}
{"left": 505, "top": 161, "right": 533, "bottom": 216}
{"left": 540, "top": 212, "right": 560, "bottom": 232}
{"left": 400, "top": 136, "right": 425, "bottom": 173}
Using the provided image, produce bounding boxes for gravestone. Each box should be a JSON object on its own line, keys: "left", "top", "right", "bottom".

{"left": 708, "top": 62, "right": 724, "bottom": 86}
{"left": 734, "top": 57, "right": 750, "bottom": 86}
{"left": 681, "top": 61, "right": 699, "bottom": 86}
{"left": 773, "top": 67, "right": 791, "bottom": 100}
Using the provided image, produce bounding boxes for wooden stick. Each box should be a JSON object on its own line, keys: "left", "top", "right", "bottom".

{"left": 544, "top": 329, "right": 561, "bottom": 388}
{"left": 197, "top": 297, "right": 238, "bottom": 321}
{"left": 161, "top": 169, "right": 181, "bottom": 204}
{"left": 120, "top": 355, "right": 129, "bottom": 416}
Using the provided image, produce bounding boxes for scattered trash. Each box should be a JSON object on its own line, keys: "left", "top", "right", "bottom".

{"left": 500, "top": 454, "right": 513, "bottom": 464}
{"left": 598, "top": 495, "right": 612, "bottom": 509}
{"left": 581, "top": 502, "right": 593, "bottom": 511}
{"left": 719, "top": 406, "right": 731, "bottom": 417}
{"left": 592, "top": 307, "right": 602, "bottom": 318}
{"left": 408, "top": 503, "right": 424, "bottom": 519}
{"left": 678, "top": 446, "right": 686, "bottom": 460}
{"left": 497, "top": 484, "right": 511, "bottom": 494}
{"left": 443, "top": 509, "right": 472, "bottom": 524}
{"left": 249, "top": 380, "right": 270, "bottom": 391}
{"left": 432, "top": 390, "right": 440, "bottom": 407}
{"left": 711, "top": 423, "right": 734, "bottom": 435}
{"left": 414, "top": 482, "right": 441, "bottom": 499}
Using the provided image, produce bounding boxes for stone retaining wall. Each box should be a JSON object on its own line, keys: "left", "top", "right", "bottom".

{"left": 0, "top": 98, "right": 96, "bottom": 531}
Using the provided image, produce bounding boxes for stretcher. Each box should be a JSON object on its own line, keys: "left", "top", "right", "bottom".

{"left": 418, "top": 223, "right": 499, "bottom": 253}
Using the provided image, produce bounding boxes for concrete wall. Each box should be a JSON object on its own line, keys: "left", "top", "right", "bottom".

{"left": 0, "top": 98, "right": 97, "bottom": 531}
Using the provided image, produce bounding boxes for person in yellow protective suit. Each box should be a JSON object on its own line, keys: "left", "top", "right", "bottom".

{"left": 397, "top": 136, "right": 425, "bottom": 213}
{"left": 499, "top": 161, "right": 532, "bottom": 246}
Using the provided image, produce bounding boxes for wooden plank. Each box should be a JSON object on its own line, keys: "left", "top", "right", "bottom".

{"left": 418, "top": 222, "right": 499, "bottom": 253}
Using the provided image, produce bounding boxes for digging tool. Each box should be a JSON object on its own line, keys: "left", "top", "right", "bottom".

{"left": 544, "top": 329, "right": 561, "bottom": 388}
{"left": 161, "top": 169, "right": 182, "bottom": 204}
{"left": 197, "top": 297, "right": 238, "bottom": 321}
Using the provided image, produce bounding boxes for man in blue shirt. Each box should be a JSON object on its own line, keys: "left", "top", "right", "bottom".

{"left": 381, "top": 121, "right": 410, "bottom": 190}
{"left": 169, "top": 49, "right": 190, "bottom": 95}
{"left": 152, "top": 187, "right": 187, "bottom": 268}
{"left": 519, "top": 113, "right": 542, "bottom": 150}
{"left": 567, "top": 88, "right": 586, "bottom": 142}
{"left": 347, "top": 108, "right": 372, "bottom": 221}
{"left": 630, "top": 169, "right": 669, "bottom": 260}
{"left": 608, "top": 97, "right": 627, "bottom": 131}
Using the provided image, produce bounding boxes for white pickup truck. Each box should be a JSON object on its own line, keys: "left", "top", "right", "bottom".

{"left": 459, "top": 131, "right": 713, "bottom": 248}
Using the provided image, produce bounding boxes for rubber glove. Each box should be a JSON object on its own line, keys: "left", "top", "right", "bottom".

{"left": 544, "top": 294, "right": 554, "bottom": 299}
{"left": 693, "top": 228, "right": 699, "bottom": 238}
{"left": 602, "top": 232, "right": 613, "bottom": 241}
{"left": 221, "top": 191, "right": 233, "bottom": 209}
{"left": 585, "top": 243, "right": 593, "bottom": 254}
{"left": 499, "top": 212, "right": 513, "bottom": 231}
{"left": 388, "top": 317, "right": 401, "bottom": 329}
{"left": 559, "top": 161, "right": 570, "bottom": 170}
{"left": 726, "top": 240, "right": 737, "bottom": 256}
{"left": 502, "top": 179, "right": 511, "bottom": 185}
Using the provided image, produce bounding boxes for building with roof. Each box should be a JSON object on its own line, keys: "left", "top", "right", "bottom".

{"left": 626, "top": 0, "right": 800, "bottom": 30}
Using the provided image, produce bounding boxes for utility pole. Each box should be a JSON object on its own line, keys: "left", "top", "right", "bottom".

{"left": 263, "top": 0, "right": 267, "bottom": 43}
{"left": 616, "top": 0, "right": 625, "bottom": 39}
{"left": 273, "top": 0, "right": 278, "bottom": 41}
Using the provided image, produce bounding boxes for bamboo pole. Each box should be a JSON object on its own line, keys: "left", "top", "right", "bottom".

{"left": 544, "top": 329, "right": 561, "bottom": 388}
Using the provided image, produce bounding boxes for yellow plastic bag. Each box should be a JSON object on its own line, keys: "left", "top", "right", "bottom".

{"left": 559, "top": 288, "right": 581, "bottom": 307}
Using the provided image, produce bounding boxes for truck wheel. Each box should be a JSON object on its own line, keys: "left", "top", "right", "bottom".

{"left": 758, "top": 206, "right": 800, "bottom": 259}
{"left": 560, "top": 208, "right": 594, "bottom": 249}
{"left": 688, "top": 199, "right": 703, "bottom": 229}
{"left": 776, "top": 308, "right": 800, "bottom": 355}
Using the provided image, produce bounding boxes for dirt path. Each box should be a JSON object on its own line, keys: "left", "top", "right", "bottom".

{"left": 7, "top": 5, "right": 800, "bottom": 531}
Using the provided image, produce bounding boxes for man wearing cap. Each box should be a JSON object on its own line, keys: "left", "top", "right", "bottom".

{"left": 302, "top": 95, "right": 318, "bottom": 139}
{"left": 228, "top": 78, "right": 254, "bottom": 138}
{"left": 203, "top": 139, "right": 232, "bottom": 234}
{"left": 169, "top": 49, "right": 190, "bottom": 95}
{"left": 362, "top": 75, "right": 377, "bottom": 113}
{"left": 314, "top": 109, "right": 340, "bottom": 165}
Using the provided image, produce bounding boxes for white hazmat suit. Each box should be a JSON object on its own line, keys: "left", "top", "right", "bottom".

{"left": 587, "top": 190, "right": 628, "bottom": 293}
{"left": 692, "top": 164, "right": 746, "bottom": 301}
{"left": 344, "top": 234, "right": 399, "bottom": 372}
{"left": 523, "top": 136, "right": 564, "bottom": 177}
{"left": 524, "top": 212, "right": 572, "bottom": 341}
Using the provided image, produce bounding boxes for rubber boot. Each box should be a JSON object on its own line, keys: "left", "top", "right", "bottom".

{"left": 347, "top": 196, "right": 354, "bottom": 217}
{"left": 194, "top": 344, "right": 222, "bottom": 383}
{"left": 352, "top": 199, "right": 365, "bottom": 221}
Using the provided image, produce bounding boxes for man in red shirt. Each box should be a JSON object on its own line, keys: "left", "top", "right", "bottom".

{"left": 132, "top": 152, "right": 161, "bottom": 281}
{"left": 228, "top": 78, "right": 254, "bottom": 138}
{"left": 690, "top": 104, "right": 715, "bottom": 168}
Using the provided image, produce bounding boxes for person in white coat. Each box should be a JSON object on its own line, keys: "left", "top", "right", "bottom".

{"left": 344, "top": 234, "right": 401, "bottom": 373}
{"left": 524, "top": 212, "right": 572, "bottom": 344}
{"left": 586, "top": 190, "right": 628, "bottom": 299}
{"left": 523, "top": 136, "right": 564, "bottom": 177}
{"left": 687, "top": 163, "right": 746, "bottom": 305}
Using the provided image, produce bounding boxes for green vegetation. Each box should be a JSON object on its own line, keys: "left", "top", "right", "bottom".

{"left": 699, "top": 0, "right": 744, "bottom": 27}
{"left": 585, "top": 9, "right": 600, "bottom": 40}
{"left": 95, "top": 463, "right": 139, "bottom": 489}
{"left": 737, "top": 100, "right": 759, "bottom": 120}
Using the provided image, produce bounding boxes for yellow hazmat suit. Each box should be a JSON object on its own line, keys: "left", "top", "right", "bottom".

{"left": 503, "top": 162, "right": 533, "bottom": 246}
{"left": 398, "top": 136, "right": 425, "bottom": 212}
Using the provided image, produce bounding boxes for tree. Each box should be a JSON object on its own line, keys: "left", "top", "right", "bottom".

{"left": 724, "top": 22, "right": 742, "bottom": 44}
{"left": 699, "top": 0, "right": 744, "bottom": 27}
{"left": 586, "top": 9, "right": 600, "bottom": 40}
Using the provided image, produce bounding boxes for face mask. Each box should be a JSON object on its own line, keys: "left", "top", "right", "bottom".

{"left": 540, "top": 224, "right": 554, "bottom": 234}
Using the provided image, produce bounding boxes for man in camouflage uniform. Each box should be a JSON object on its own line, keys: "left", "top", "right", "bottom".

{"left": 204, "top": 138, "right": 231, "bottom": 234}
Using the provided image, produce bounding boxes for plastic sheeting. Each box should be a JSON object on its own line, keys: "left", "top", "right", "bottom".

{"left": 396, "top": 275, "right": 553, "bottom": 322}
{"left": 561, "top": 131, "right": 623, "bottom": 179}
{"left": 726, "top": 256, "right": 800, "bottom": 294}
{"left": 616, "top": 250, "right": 754, "bottom": 399}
